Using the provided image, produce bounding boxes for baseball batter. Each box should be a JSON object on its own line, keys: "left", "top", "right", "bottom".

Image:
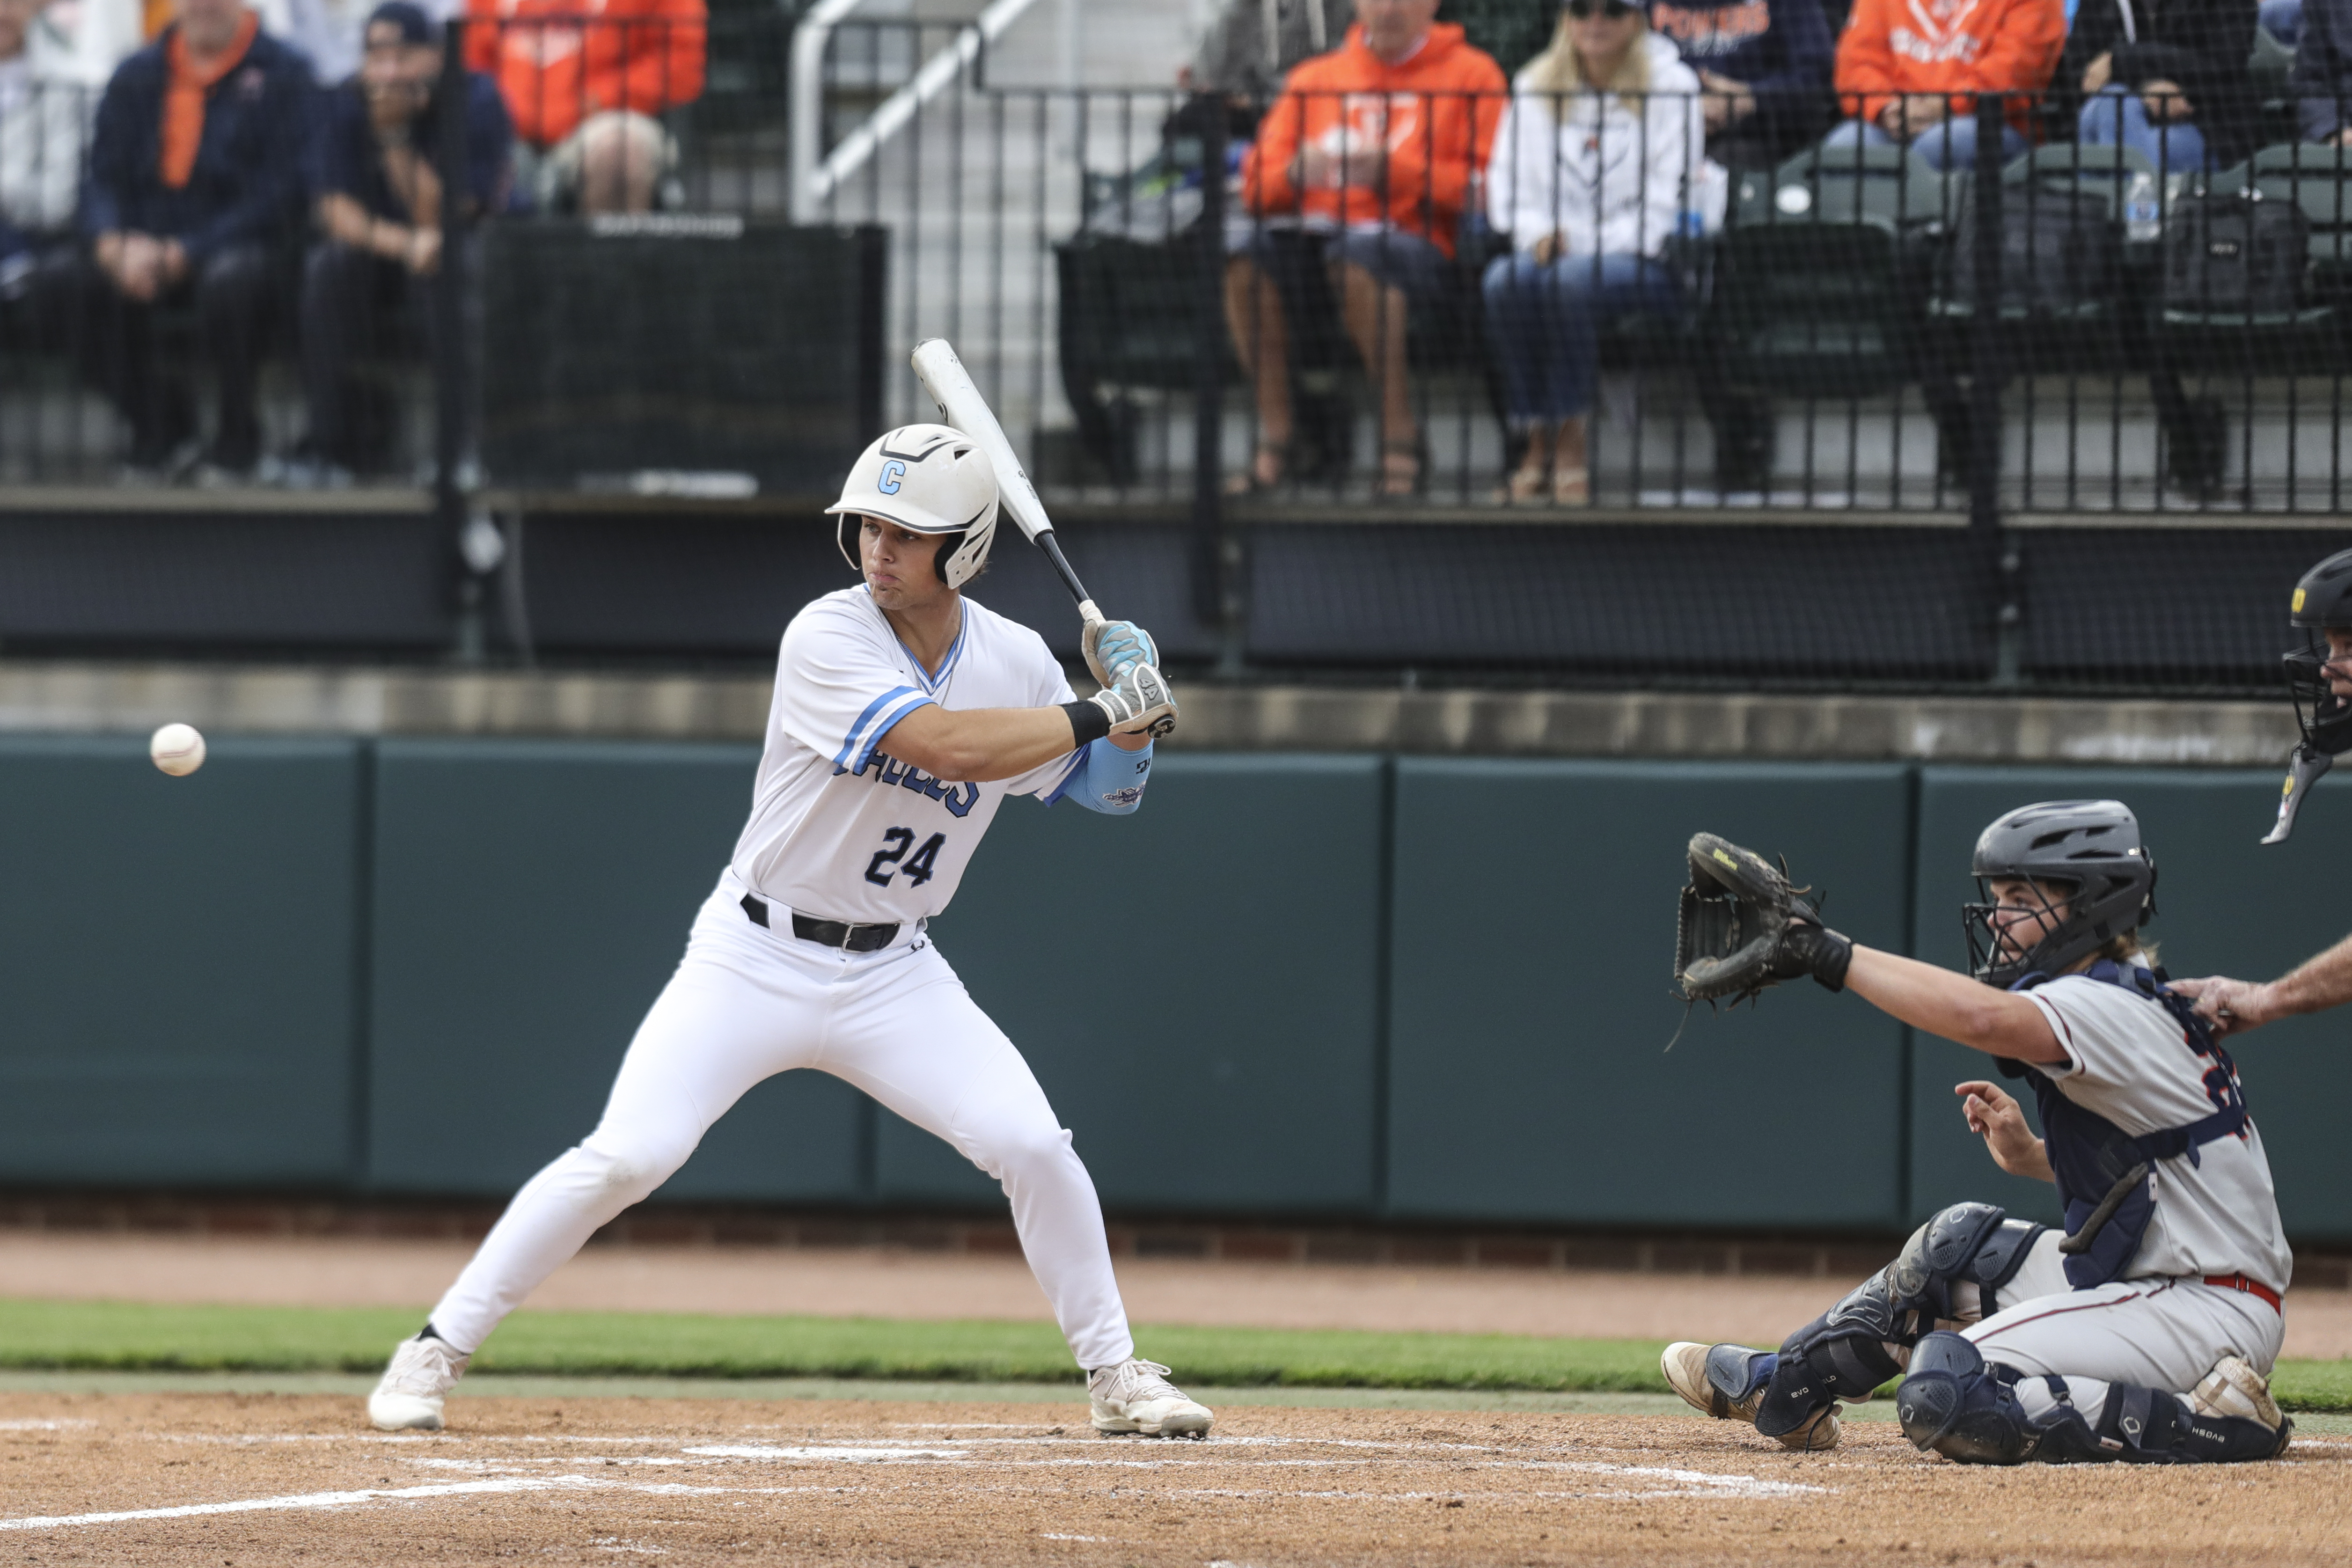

{"left": 366, "top": 424, "right": 1213, "bottom": 1440}
{"left": 1664, "top": 801, "right": 2293, "bottom": 1465}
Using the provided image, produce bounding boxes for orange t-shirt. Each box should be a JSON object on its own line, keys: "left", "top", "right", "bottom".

{"left": 464, "top": 0, "right": 708, "bottom": 149}
{"left": 1240, "top": 22, "right": 1508, "bottom": 258}
{"left": 1834, "top": 0, "right": 2066, "bottom": 133}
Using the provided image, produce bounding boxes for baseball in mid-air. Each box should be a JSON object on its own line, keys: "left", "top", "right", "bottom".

{"left": 149, "top": 722, "right": 206, "bottom": 777}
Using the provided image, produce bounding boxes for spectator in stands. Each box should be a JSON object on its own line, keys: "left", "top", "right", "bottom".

{"left": 1823, "top": 0, "right": 2065, "bottom": 170}
{"left": 2056, "top": 0, "right": 2257, "bottom": 173}
{"left": 287, "top": 0, "right": 506, "bottom": 484}
{"left": 1648, "top": 0, "right": 1833, "bottom": 167}
{"left": 466, "top": 0, "right": 702, "bottom": 214}
{"left": 1182, "top": 0, "right": 1355, "bottom": 99}
{"left": 2295, "top": 0, "right": 2352, "bottom": 141}
{"left": 2, "top": 0, "right": 93, "bottom": 303}
{"left": 81, "top": 0, "right": 310, "bottom": 479}
{"left": 1481, "top": 0, "right": 1703, "bottom": 505}
{"left": 1229, "top": 0, "right": 1507, "bottom": 497}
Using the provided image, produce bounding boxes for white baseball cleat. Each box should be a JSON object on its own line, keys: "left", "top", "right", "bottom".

{"left": 1089, "top": 1358, "right": 1213, "bottom": 1439}
{"left": 1663, "top": 1341, "right": 1840, "bottom": 1452}
{"left": 368, "top": 1334, "right": 471, "bottom": 1431}
{"left": 2190, "top": 1352, "right": 2291, "bottom": 1454}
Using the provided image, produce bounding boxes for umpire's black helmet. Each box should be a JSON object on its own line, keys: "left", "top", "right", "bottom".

{"left": 2283, "top": 548, "right": 2352, "bottom": 755}
{"left": 1962, "top": 799, "right": 2156, "bottom": 989}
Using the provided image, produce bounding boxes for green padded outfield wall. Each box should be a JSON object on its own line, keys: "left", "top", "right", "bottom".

{"left": 364, "top": 739, "right": 868, "bottom": 1202}
{"left": 1386, "top": 760, "right": 1917, "bottom": 1228}
{"left": 0, "top": 735, "right": 365, "bottom": 1186}
{"left": 902, "top": 755, "right": 1389, "bottom": 1215}
{"left": 1909, "top": 768, "right": 2352, "bottom": 1241}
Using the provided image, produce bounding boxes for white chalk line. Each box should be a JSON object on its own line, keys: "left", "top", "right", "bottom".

{"left": 0, "top": 1419, "right": 96, "bottom": 1432}
{"left": 0, "top": 1476, "right": 879, "bottom": 1533}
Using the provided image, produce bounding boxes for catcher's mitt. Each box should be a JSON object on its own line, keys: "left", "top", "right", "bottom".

{"left": 1675, "top": 832, "right": 1853, "bottom": 1006}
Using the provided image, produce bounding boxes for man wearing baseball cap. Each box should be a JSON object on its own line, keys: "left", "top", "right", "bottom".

{"left": 286, "top": 0, "right": 507, "bottom": 484}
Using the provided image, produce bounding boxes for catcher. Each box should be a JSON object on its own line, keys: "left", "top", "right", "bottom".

{"left": 1664, "top": 799, "right": 2293, "bottom": 1465}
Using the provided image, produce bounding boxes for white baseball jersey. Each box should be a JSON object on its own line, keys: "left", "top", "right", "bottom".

{"left": 729, "top": 586, "right": 1080, "bottom": 925}
{"left": 2022, "top": 973, "right": 2293, "bottom": 1293}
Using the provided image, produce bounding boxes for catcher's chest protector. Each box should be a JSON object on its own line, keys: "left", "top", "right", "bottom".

{"left": 2003, "top": 961, "right": 2249, "bottom": 1288}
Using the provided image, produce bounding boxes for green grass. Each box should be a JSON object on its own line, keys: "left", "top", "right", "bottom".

{"left": 0, "top": 1299, "right": 2343, "bottom": 1408}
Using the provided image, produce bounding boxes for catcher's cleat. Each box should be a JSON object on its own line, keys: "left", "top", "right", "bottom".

{"left": 2190, "top": 1353, "right": 2293, "bottom": 1456}
{"left": 1089, "top": 1358, "right": 1213, "bottom": 1439}
{"left": 368, "top": 1333, "right": 470, "bottom": 1431}
{"left": 1663, "top": 1341, "right": 1841, "bottom": 1452}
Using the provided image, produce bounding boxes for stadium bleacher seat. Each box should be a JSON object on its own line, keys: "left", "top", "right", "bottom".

{"left": 2158, "top": 144, "right": 2352, "bottom": 376}
{"left": 1708, "top": 142, "right": 1948, "bottom": 401}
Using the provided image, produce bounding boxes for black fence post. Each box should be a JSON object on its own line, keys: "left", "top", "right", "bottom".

{"left": 1194, "top": 94, "right": 1242, "bottom": 677}
{"left": 1969, "top": 91, "right": 2018, "bottom": 687}
{"left": 434, "top": 19, "right": 487, "bottom": 662}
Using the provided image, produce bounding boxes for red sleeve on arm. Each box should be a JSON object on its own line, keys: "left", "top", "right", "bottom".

{"left": 631, "top": 0, "right": 705, "bottom": 111}
{"left": 463, "top": 0, "right": 497, "bottom": 73}
{"left": 1965, "top": 0, "right": 2065, "bottom": 102}
{"left": 1244, "top": 88, "right": 1304, "bottom": 215}
{"left": 1835, "top": 0, "right": 1900, "bottom": 125}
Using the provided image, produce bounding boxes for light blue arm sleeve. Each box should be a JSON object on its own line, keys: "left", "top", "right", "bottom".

{"left": 1043, "top": 738, "right": 1152, "bottom": 815}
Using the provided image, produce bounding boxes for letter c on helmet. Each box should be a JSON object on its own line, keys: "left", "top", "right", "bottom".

{"left": 878, "top": 460, "right": 906, "bottom": 495}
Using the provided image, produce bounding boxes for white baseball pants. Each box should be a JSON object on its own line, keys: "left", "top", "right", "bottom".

{"left": 427, "top": 871, "right": 1137, "bottom": 1370}
{"left": 1948, "top": 1230, "right": 2284, "bottom": 1427}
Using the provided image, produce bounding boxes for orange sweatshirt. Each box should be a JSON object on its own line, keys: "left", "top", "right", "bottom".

{"left": 466, "top": 0, "right": 708, "bottom": 149}
{"left": 1834, "top": 0, "right": 2066, "bottom": 133}
{"left": 1241, "top": 22, "right": 1507, "bottom": 258}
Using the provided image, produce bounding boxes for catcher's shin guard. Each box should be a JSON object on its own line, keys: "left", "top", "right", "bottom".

{"left": 1758, "top": 1203, "right": 2041, "bottom": 1440}
{"left": 1899, "top": 1334, "right": 2292, "bottom": 1466}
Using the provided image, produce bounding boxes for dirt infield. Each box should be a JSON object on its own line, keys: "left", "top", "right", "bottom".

{"left": 5, "top": 1392, "right": 2349, "bottom": 1566}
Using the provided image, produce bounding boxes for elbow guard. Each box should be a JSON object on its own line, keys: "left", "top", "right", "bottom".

{"left": 1051, "top": 738, "right": 1151, "bottom": 815}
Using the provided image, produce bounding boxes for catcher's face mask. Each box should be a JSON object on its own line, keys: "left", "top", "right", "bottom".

{"left": 1963, "top": 877, "right": 2076, "bottom": 984}
{"left": 2284, "top": 626, "right": 2352, "bottom": 753}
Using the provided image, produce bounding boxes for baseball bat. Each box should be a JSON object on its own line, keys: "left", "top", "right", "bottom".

{"left": 909, "top": 338, "right": 1102, "bottom": 623}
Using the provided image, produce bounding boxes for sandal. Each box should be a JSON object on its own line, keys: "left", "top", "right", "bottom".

{"left": 1551, "top": 465, "right": 1590, "bottom": 506}
{"left": 1502, "top": 462, "right": 1549, "bottom": 504}
{"left": 1224, "top": 441, "right": 1291, "bottom": 497}
{"left": 1377, "top": 436, "right": 1424, "bottom": 499}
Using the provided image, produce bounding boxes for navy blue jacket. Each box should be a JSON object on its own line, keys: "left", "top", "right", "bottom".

{"left": 81, "top": 26, "right": 314, "bottom": 263}
{"left": 308, "top": 73, "right": 513, "bottom": 223}
{"left": 1646, "top": 0, "right": 1835, "bottom": 144}
{"left": 2294, "top": 0, "right": 2352, "bottom": 140}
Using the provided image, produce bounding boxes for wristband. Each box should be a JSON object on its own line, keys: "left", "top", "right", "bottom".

{"left": 1063, "top": 699, "right": 1110, "bottom": 747}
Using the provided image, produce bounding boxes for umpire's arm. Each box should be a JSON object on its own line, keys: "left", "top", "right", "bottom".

{"left": 2174, "top": 932, "right": 2352, "bottom": 1038}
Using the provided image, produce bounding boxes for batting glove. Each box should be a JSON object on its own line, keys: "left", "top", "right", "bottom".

{"left": 1082, "top": 617, "right": 1159, "bottom": 689}
{"left": 1089, "top": 659, "right": 1178, "bottom": 740}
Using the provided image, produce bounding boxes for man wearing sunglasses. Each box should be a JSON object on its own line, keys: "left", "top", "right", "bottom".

{"left": 2171, "top": 548, "right": 2352, "bottom": 1034}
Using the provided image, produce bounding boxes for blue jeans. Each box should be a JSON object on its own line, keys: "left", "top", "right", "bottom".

{"left": 2078, "top": 84, "right": 2211, "bottom": 174}
{"left": 1822, "top": 115, "right": 2027, "bottom": 171}
{"left": 1480, "top": 250, "right": 1679, "bottom": 425}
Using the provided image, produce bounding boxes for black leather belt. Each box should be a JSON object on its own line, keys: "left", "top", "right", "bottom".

{"left": 740, "top": 893, "right": 899, "bottom": 953}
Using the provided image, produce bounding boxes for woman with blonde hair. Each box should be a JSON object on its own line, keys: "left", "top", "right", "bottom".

{"left": 1482, "top": 0, "right": 1704, "bottom": 504}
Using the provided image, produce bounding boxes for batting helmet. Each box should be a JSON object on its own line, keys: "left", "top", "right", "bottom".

{"left": 2282, "top": 547, "right": 2352, "bottom": 756}
{"left": 1961, "top": 799, "right": 2156, "bottom": 989}
{"left": 825, "top": 424, "right": 999, "bottom": 590}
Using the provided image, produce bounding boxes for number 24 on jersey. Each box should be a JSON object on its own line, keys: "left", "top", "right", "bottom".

{"left": 866, "top": 827, "right": 945, "bottom": 888}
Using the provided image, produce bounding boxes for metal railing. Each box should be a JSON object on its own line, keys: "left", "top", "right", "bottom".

{"left": 8, "top": 51, "right": 2352, "bottom": 523}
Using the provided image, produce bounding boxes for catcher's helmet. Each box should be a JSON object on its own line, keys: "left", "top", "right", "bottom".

{"left": 1962, "top": 799, "right": 2156, "bottom": 989}
{"left": 824, "top": 423, "right": 998, "bottom": 590}
{"left": 2281, "top": 547, "right": 2352, "bottom": 756}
